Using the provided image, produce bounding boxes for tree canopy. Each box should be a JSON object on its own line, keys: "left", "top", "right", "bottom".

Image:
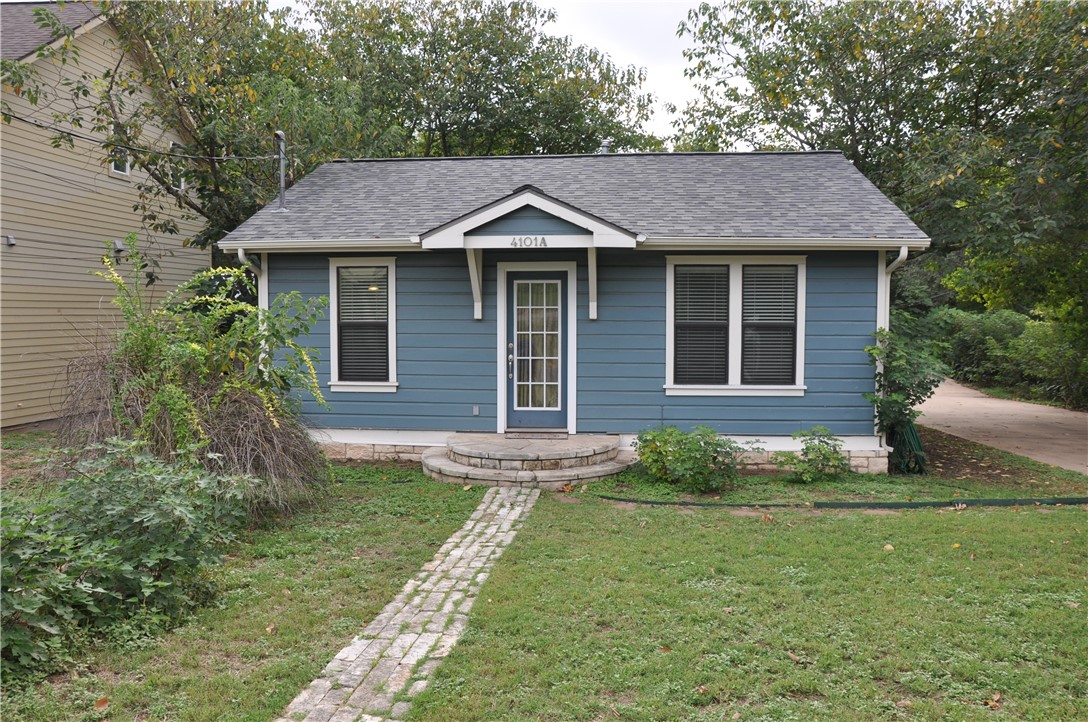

{"left": 677, "top": 0, "right": 1087, "bottom": 363}
{"left": 2, "top": 0, "right": 659, "bottom": 250}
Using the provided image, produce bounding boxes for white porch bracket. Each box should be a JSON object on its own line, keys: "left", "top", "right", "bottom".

{"left": 587, "top": 247, "right": 598, "bottom": 320}
{"left": 466, "top": 248, "right": 484, "bottom": 319}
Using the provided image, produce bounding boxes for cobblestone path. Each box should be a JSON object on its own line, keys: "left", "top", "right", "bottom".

{"left": 275, "top": 486, "right": 540, "bottom": 722}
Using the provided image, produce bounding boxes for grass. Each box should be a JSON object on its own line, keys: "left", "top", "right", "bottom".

{"left": 589, "top": 426, "right": 1088, "bottom": 506}
{"left": 410, "top": 496, "right": 1087, "bottom": 721}
{"left": 2, "top": 460, "right": 486, "bottom": 722}
{"left": 3, "top": 427, "right": 1086, "bottom": 721}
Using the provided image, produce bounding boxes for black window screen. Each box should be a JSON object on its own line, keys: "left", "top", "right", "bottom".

{"left": 741, "top": 265, "right": 797, "bottom": 385}
{"left": 674, "top": 265, "right": 729, "bottom": 384}
{"left": 338, "top": 266, "right": 389, "bottom": 382}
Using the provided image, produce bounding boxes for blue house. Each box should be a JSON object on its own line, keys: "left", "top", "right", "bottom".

{"left": 219, "top": 152, "right": 929, "bottom": 483}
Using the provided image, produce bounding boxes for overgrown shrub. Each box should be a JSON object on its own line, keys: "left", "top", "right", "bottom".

{"left": 1, "top": 440, "right": 250, "bottom": 676}
{"left": 771, "top": 426, "right": 850, "bottom": 483}
{"left": 865, "top": 319, "right": 947, "bottom": 473}
{"left": 633, "top": 426, "right": 762, "bottom": 493}
{"left": 928, "top": 306, "right": 1087, "bottom": 408}
{"left": 62, "top": 238, "right": 331, "bottom": 515}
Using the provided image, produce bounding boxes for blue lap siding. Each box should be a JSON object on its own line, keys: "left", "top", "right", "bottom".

{"left": 268, "top": 249, "right": 879, "bottom": 436}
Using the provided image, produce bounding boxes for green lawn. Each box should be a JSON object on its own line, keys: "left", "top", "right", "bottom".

{"left": 3, "top": 428, "right": 1086, "bottom": 721}
{"left": 411, "top": 496, "right": 1087, "bottom": 721}
{"left": 2, "top": 463, "right": 486, "bottom": 722}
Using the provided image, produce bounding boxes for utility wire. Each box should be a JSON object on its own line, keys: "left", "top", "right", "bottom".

{"left": 3, "top": 112, "right": 282, "bottom": 161}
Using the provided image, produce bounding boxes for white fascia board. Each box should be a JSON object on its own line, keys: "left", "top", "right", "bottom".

{"left": 217, "top": 238, "right": 420, "bottom": 252}
{"left": 422, "top": 191, "right": 637, "bottom": 249}
{"left": 641, "top": 237, "right": 930, "bottom": 251}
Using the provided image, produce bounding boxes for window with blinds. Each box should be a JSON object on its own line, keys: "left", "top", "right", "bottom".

{"left": 674, "top": 265, "right": 730, "bottom": 384}
{"left": 669, "top": 259, "right": 801, "bottom": 388}
{"left": 741, "top": 265, "right": 797, "bottom": 385}
{"left": 337, "top": 266, "right": 389, "bottom": 382}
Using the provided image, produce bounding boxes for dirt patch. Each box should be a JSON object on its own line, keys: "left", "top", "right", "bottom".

{"left": 862, "top": 509, "right": 901, "bottom": 516}
{"left": 729, "top": 509, "right": 765, "bottom": 517}
{"left": 552, "top": 494, "right": 582, "bottom": 504}
{"left": 602, "top": 499, "right": 639, "bottom": 510}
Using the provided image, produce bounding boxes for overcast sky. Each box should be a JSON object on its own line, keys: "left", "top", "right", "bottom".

{"left": 543, "top": 0, "right": 698, "bottom": 138}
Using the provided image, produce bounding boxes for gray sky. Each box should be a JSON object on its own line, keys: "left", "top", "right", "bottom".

{"left": 544, "top": 0, "right": 698, "bottom": 138}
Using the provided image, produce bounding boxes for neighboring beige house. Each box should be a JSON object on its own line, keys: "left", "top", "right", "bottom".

{"left": 1, "top": 1, "right": 207, "bottom": 427}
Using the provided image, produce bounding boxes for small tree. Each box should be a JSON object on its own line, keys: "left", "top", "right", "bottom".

{"left": 64, "top": 237, "right": 331, "bottom": 515}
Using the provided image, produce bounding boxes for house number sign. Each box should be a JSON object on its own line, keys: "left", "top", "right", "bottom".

{"left": 510, "top": 236, "right": 547, "bottom": 248}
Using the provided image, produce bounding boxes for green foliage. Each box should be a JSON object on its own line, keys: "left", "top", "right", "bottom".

{"left": 1, "top": 440, "right": 250, "bottom": 677}
{"left": 5, "top": 0, "right": 659, "bottom": 251}
{"left": 633, "top": 426, "right": 761, "bottom": 494}
{"left": 310, "top": 0, "right": 659, "bottom": 157}
{"left": 864, "top": 320, "right": 947, "bottom": 436}
{"left": 64, "top": 238, "right": 331, "bottom": 514}
{"left": 929, "top": 306, "right": 1088, "bottom": 408}
{"left": 771, "top": 426, "right": 850, "bottom": 483}
{"left": 677, "top": 0, "right": 1088, "bottom": 388}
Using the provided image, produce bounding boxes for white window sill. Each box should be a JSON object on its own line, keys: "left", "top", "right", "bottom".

{"left": 108, "top": 168, "right": 131, "bottom": 181}
{"left": 328, "top": 381, "right": 399, "bottom": 393}
{"left": 663, "top": 384, "right": 806, "bottom": 397}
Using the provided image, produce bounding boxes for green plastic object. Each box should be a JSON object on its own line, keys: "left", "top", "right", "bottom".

{"left": 888, "top": 421, "right": 926, "bottom": 474}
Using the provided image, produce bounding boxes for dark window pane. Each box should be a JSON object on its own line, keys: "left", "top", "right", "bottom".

{"left": 741, "top": 266, "right": 797, "bottom": 384}
{"left": 674, "top": 265, "right": 729, "bottom": 384}
{"left": 338, "top": 267, "right": 389, "bottom": 382}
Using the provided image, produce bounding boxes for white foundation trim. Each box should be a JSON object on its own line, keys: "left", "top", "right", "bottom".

{"left": 616, "top": 433, "right": 886, "bottom": 453}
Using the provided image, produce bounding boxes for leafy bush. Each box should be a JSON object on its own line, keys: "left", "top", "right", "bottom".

{"left": 62, "top": 238, "right": 332, "bottom": 515}
{"left": 633, "top": 426, "right": 762, "bottom": 493}
{"left": 865, "top": 320, "right": 947, "bottom": 436}
{"left": 771, "top": 426, "right": 851, "bottom": 483}
{"left": 1, "top": 440, "right": 250, "bottom": 676}
{"left": 928, "top": 307, "right": 1028, "bottom": 385}
{"left": 928, "top": 306, "right": 1087, "bottom": 408}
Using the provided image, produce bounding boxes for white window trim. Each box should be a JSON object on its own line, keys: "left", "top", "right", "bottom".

{"left": 169, "top": 143, "right": 186, "bottom": 192}
{"left": 665, "top": 255, "right": 807, "bottom": 396}
{"left": 109, "top": 155, "right": 131, "bottom": 179}
{"left": 328, "top": 256, "right": 398, "bottom": 393}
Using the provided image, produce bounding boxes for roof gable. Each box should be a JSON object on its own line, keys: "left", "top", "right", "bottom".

{"left": 421, "top": 185, "right": 639, "bottom": 250}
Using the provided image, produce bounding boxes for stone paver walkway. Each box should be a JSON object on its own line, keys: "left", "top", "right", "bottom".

{"left": 275, "top": 486, "right": 540, "bottom": 722}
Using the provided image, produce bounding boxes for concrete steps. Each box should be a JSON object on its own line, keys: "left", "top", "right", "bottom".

{"left": 422, "top": 432, "right": 637, "bottom": 489}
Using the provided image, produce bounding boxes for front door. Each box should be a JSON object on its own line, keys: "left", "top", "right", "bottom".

{"left": 506, "top": 272, "right": 566, "bottom": 429}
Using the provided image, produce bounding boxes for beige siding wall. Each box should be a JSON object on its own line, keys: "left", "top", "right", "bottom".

{"left": 1, "top": 21, "right": 208, "bottom": 427}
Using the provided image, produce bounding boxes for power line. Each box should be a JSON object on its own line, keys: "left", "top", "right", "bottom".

{"left": 3, "top": 112, "right": 282, "bottom": 162}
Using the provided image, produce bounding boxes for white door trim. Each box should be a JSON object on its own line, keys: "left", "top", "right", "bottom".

{"left": 496, "top": 261, "right": 578, "bottom": 433}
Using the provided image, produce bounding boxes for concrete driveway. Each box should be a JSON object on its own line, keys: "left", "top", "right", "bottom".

{"left": 917, "top": 379, "right": 1088, "bottom": 474}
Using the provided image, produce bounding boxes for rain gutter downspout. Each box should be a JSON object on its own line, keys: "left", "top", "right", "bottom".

{"left": 878, "top": 244, "right": 910, "bottom": 455}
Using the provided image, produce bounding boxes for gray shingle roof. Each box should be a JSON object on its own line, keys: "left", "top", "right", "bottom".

{"left": 1, "top": 1, "right": 100, "bottom": 61}
{"left": 221, "top": 151, "right": 929, "bottom": 246}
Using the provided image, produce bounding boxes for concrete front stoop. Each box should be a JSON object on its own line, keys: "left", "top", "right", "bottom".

{"left": 422, "top": 432, "right": 637, "bottom": 489}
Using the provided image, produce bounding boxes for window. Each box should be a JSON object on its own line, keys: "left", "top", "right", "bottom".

{"left": 329, "top": 258, "right": 397, "bottom": 392}
{"left": 168, "top": 143, "right": 185, "bottom": 192}
{"left": 109, "top": 123, "right": 130, "bottom": 176}
{"left": 109, "top": 148, "right": 130, "bottom": 176}
{"left": 666, "top": 256, "right": 806, "bottom": 396}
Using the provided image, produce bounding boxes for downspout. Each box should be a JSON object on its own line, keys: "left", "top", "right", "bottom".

{"left": 886, "top": 244, "right": 909, "bottom": 276}
{"left": 878, "top": 245, "right": 910, "bottom": 456}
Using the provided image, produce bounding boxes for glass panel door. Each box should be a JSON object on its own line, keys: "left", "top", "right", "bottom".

{"left": 507, "top": 274, "right": 565, "bottom": 429}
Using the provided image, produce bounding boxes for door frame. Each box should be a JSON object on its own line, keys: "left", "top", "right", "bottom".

{"left": 496, "top": 261, "right": 578, "bottom": 433}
